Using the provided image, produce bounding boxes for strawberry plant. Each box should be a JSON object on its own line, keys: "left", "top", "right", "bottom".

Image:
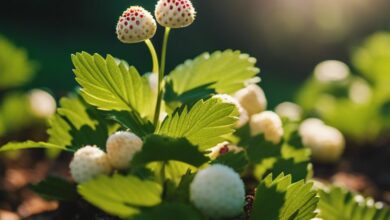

{"left": 1, "top": 1, "right": 389, "bottom": 219}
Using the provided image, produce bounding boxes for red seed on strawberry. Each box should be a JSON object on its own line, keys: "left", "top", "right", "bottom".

{"left": 155, "top": 0, "right": 196, "bottom": 28}
{"left": 116, "top": 6, "right": 157, "bottom": 43}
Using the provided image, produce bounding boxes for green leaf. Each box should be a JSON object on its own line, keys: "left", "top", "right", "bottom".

{"left": 0, "top": 35, "right": 36, "bottom": 89}
{"left": 246, "top": 135, "right": 282, "bottom": 163}
{"left": 251, "top": 174, "right": 318, "bottom": 220}
{"left": 211, "top": 151, "right": 249, "bottom": 174}
{"left": 71, "top": 52, "right": 155, "bottom": 119}
{"left": 48, "top": 96, "right": 110, "bottom": 151}
{"left": 269, "top": 158, "right": 311, "bottom": 182}
{"left": 318, "top": 186, "right": 390, "bottom": 220}
{"left": 132, "top": 135, "right": 208, "bottom": 167}
{"left": 107, "top": 111, "right": 155, "bottom": 138}
{"left": 167, "top": 50, "right": 260, "bottom": 95}
{"left": 165, "top": 171, "right": 195, "bottom": 203}
{"left": 0, "top": 141, "right": 65, "bottom": 152}
{"left": 78, "top": 173, "right": 162, "bottom": 218}
{"left": 164, "top": 81, "right": 215, "bottom": 108}
{"left": 134, "top": 203, "right": 202, "bottom": 220}
{"left": 30, "top": 176, "right": 77, "bottom": 201}
{"left": 157, "top": 98, "right": 239, "bottom": 150}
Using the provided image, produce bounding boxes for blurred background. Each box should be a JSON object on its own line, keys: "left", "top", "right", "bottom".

{"left": 0, "top": 0, "right": 389, "bottom": 104}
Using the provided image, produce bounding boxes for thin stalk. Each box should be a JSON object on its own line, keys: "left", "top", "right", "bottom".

{"left": 153, "top": 27, "right": 171, "bottom": 126}
{"left": 144, "top": 39, "right": 159, "bottom": 74}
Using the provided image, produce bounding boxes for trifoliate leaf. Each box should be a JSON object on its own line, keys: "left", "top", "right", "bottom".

{"left": 78, "top": 174, "right": 162, "bottom": 218}
{"left": 318, "top": 186, "right": 390, "bottom": 220}
{"left": 107, "top": 111, "right": 155, "bottom": 138}
{"left": 211, "top": 151, "right": 249, "bottom": 174}
{"left": 157, "top": 98, "right": 239, "bottom": 150}
{"left": 133, "top": 203, "right": 202, "bottom": 220}
{"left": 30, "top": 176, "right": 77, "bottom": 201}
{"left": 71, "top": 52, "right": 155, "bottom": 119}
{"left": 132, "top": 135, "right": 208, "bottom": 167}
{"left": 0, "top": 141, "right": 65, "bottom": 152}
{"left": 251, "top": 173, "right": 318, "bottom": 220}
{"left": 48, "top": 96, "right": 110, "bottom": 151}
{"left": 167, "top": 50, "right": 260, "bottom": 95}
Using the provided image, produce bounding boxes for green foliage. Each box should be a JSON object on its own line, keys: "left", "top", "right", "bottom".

{"left": 166, "top": 50, "right": 260, "bottom": 95}
{"left": 134, "top": 203, "right": 202, "bottom": 220}
{"left": 78, "top": 173, "right": 162, "bottom": 218}
{"left": 132, "top": 135, "right": 208, "bottom": 167}
{"left": 352, "top": 32, "right": 390, "bottom": 87}
{"left": 0, "top": 141, "right": 64, "bottom": 152}
{"left": 0, "top": 92, "right": 34, "bottom": 136}
{"left": 211, "top": 151, "right": 249, "bottom": 174}
{"left": 71, "top": 52, "right": 155, "bottom": 119}
{"left": 157, "top": 98, "right": 239, "bottom": 150}
{"left": 296, "top": 32, "right": 390, "bottom": 141}
{"left": 30, "top": 176, "right": 78, "bottom": 201}
{"left": 108, "top": 111, "right": 155, "bottom": 138}
{"left": 0, "top": 35, "right": 36, "bottom": 89}
{"left": 47, "top": 96, "right": 110, "bottom": 151}
{"left": 236, "top": 125, "right": 311, "bottom": 181}
{"left": 317, "top": 186, "right": 390, "bottom": 220}
{"left": 251, "top": 174, "right": 318, "bottom": 220}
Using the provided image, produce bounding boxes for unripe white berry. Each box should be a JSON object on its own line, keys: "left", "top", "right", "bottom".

{"left": 299, "top": 120, "right": 345, "bottom": 163}
{"left": 234, "top": 84, "right": 267, "bottom": 116}
{"left": 190, "top": 164, "right": 245, "bottom": 218}
{"left": 250, "top": 111, "right": 284, "bottom": 144}
{"left": 70, "top": 146, "right": 111, "bottom": 183}
{"left": 298, "top": 118, "right": 325, "bottom": 137}
{"left": 275, "top": 102, "right": 303, "bottom": 121}
{"left": 116, "top": 6, "right": 157, "bottom": 43}
{"left": 314, "top": 60, "right": 350, "bottom": 83}
{"left": 106, "top": 131, "right": 143, "bottom": 169}
{"left": 212, "top": 94, "right": 249, "bottom": 128}
{"left": 155, "top": 0, "right": 196, "bottom": 28}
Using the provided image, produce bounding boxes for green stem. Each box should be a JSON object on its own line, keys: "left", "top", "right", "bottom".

{"left": 153, "top": 27, "right": 171, "bottom": 126}
{"left": 144, "top": 39, "right": 159, "bottom": 74}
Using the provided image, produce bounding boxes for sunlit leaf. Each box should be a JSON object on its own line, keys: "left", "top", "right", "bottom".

{"left": 318, "top": 186, "right": 390, "bottom": 220}
{"left": 251, "top": 173, "right": 318, "bottom": 220}
{"left": 167, "top": 50, "right": 260, "bottom": 95}
{"left": 157, "top": 98, "right": 239, "bottom": 150}
{"left": 71, "top": 52, "right": 155, "bottom": 119}
{"left": 78, "top": 174, "right": 162, "bottom": 218}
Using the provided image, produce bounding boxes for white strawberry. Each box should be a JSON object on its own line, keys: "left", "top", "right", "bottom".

{"left": 190, "top": 164, "right": 245, "bottom": 218}
{"left": 250, "top": 111, "right": 284, "bottom": 144}
{"left": 212, "top": 94, "right": 249, "bottom": 128}
{"left": 106, "top": 131, "right": 143, "bottom": 169}
{"left": 155, "top": 0, "right": 196, "bottom": 28}
{"left": 69, "top": 146, "right": 111, "bottom": 183}
{"left": 234, "top": 84, "right": 267, "bottom": 116}
{"left": 116, "top": 6, "right": 157, "bottom": 43}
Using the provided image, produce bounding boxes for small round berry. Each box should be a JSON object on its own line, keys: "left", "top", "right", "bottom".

{"left": 116, "top": 6, "right": 157, "bottom": 43}
{"left": 106, "top": 131, "right": 143, "bottom": 169}
{"left": 234, "top": 84, "right": 267, "bottom": 116}
{"left": 250, "top": 111, "right": 284, "bottom": 144}
{"left": 314, "top": 60, "right": 350, "bottom": 83}
{"left": 212, "top": 94, "right": 249, "bottom": 128}
{"left": 28, "top": 89, "right": 56, "bottom": 118}
{"left": 155, "top": 0, "right": 196, "bottom": 28}
{"left": 70, "top": 146, "right": 111, "bottom": 183}
{"left": 299, "top": 120, "right": 345, "bottom": 163}
{"left": 190, "top": 164, "right": 245, "bottom": 218}
{"left": 275, "top": 102, "right": 303, "bottom": 121}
